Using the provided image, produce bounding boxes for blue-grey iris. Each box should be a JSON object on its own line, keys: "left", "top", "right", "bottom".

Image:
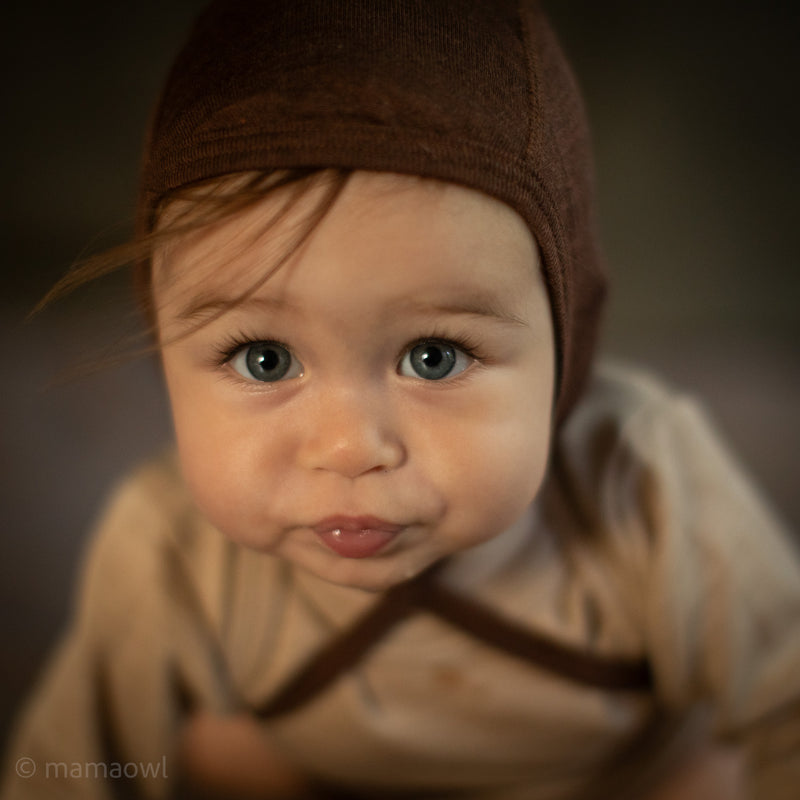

{"left": 408, "top": 342, "right": 457, "bottom": 380}
{"left": 245, "top": 342, "right": 293, "bottom": 381}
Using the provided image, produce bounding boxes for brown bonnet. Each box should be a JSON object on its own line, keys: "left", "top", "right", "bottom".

{"left": 139, "top": 0, "right": 607, "bottom": 424}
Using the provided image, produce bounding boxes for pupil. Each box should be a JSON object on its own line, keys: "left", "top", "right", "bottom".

{"left": 422, "top": 348, "right": 443, "bottom": 367}
{"left": 258, "top": 350, "right": 279, "bottom": 371}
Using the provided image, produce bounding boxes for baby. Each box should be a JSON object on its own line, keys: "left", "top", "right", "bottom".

{"left": 3, "top": 1, "right": 799, "bottom": 799}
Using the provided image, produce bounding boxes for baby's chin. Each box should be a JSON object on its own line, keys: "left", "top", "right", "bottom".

{"left": 292, "top": 548, "right": 445, "bottom": 594}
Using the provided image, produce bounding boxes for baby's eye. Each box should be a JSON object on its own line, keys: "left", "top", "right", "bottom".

{"left": 229, "top": 341, "right": 303, "bottom": 382}
{"left": 399, "top": 340, "right": 472, "bottom": 381}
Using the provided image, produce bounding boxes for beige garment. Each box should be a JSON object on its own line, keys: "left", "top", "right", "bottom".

{"left": 3, "top": 362, "right": 799, "bottom": 799}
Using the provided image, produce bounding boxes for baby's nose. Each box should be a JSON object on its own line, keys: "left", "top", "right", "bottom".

{"left": 296, "top": 385, "right": 406, "bottom": 478}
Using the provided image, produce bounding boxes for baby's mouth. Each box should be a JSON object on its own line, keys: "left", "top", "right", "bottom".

{"left": 313, "top": 515, "right": 405, "bottom": 558}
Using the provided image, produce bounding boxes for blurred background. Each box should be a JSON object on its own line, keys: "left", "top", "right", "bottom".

{"left": 2, "top": 0, "right": 798, "bottom": 751}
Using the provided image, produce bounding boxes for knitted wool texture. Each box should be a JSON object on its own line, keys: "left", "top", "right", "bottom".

{"left": 139, "top": 0, "right": 607, "bottom": 423}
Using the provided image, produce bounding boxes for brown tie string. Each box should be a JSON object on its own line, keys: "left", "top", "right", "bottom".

{"left": 256, "top": 566, "right": 652, "bottom": 720}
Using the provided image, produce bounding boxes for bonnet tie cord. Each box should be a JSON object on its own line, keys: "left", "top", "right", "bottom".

{"left": 255, "top": 565, "right": 652, "bottom": 720}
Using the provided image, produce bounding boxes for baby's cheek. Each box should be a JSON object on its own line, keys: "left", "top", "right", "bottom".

{"left": 451, "top": 424, "right": 549, "bottom": 539}
{"left": 173, "top": 427, "right": 246, "bottom": 533}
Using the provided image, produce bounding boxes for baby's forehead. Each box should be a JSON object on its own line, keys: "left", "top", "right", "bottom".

{"left": 154, "top": 170, "right": 540, "bottom": 292}
{"left": 151, "top": 172, "right": 552, "bottom": 352}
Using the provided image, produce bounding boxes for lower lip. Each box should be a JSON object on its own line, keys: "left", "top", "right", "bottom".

{"left": 313, "top": 521, "right": 403, "bottom": 559}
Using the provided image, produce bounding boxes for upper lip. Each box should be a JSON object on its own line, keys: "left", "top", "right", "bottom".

{"left": 313, "top": 515, "right": 405, "bottom": 534}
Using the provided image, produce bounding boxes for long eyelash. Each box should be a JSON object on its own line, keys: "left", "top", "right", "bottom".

{"left": 210, "top": 328, "right": 486, "bottom": 370}
{"left": 404, "top": 328, "right": 486, "bottom": 361}
{"left": 211, "top": 331, "right": 279, "bottom": 365}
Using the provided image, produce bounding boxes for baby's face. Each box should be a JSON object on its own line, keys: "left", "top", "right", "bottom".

{"left": 154, "top": 172, "right": 555, "bottom": 591}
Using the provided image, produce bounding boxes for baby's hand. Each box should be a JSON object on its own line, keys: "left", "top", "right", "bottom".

{"left": 643, "top": 741, "right": 746, "bottom": 800}
{"left": 177, "top": 711, "right": 314, "bottom": 798}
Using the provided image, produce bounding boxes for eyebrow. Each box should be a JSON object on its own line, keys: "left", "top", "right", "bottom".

{"left": 397, "top": 296, "right": 529, "bottom": 327}
{"left": 179, "top": 294, "right": 298, "bottom": 321}
{"left": 179, "top": 292, "right": 528, "bottom": 327}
